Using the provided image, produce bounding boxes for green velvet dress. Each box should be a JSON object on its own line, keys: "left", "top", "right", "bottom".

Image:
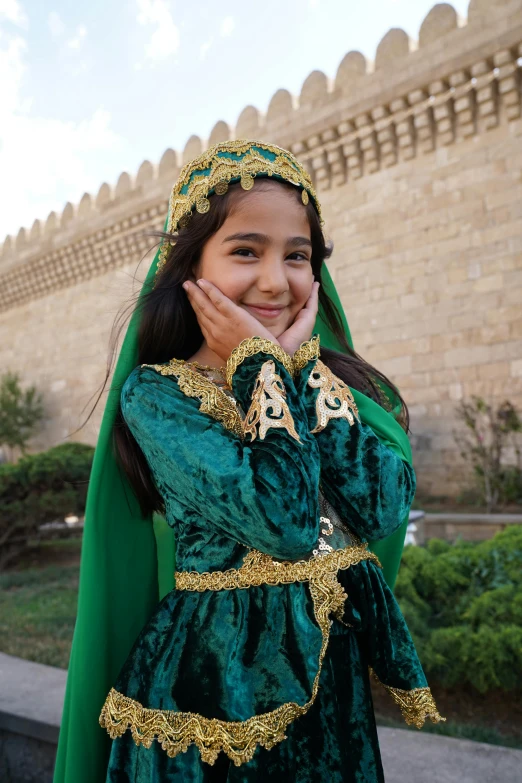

{"left": 100, "top": 339, "right": 442, "bottom": 782}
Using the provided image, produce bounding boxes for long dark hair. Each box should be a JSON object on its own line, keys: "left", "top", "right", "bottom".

{"left": 85, "top": 179, "right": 410, "bottom": 516}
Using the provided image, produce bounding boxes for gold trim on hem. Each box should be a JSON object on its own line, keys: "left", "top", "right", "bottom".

{"left": 100, "top": 685, "right": 310, "bottom": 767}
{"left": 100, "top": 543, "right": 380, "bottom": 766}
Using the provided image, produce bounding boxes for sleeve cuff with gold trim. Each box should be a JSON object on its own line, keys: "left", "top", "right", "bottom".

{"left": 226, "top": 336, "right": 294, "bottom": 389}
{"left": 292, "top": 334, "right": 321, "bottom": 375}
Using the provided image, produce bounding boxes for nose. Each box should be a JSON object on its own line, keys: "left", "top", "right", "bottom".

{"left": 256, "top": 255, "right": 290, "bottom": 295}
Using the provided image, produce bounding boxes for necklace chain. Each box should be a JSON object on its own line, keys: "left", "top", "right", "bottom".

{"left": 188, "top": 361, "right": 226, "bottom": 374}
{"left": 186, "top": 361, "right": 230, "bottom": 390}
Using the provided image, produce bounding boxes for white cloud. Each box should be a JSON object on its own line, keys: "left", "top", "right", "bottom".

{"left": 66, "top": 24, "right": 87, "bottom": 50}
{"left": 199, "top": 37, "right": 213, "bottom": 60}
{"left": 48, "top": 11, "right": 65, "bottom": 38}
{"left": 220, "top": 16, "right": 235, "bottom": 37}
{"left": 136, "top": 0, "right": 180, "bottom": 64}
{"left": 0, "top": 31, "right": 26, "bottom": 117}
{"left": 0, "top": 18, "right": 122, "bottom": 239}
{"left": 0, "top": 0, "right": 27, "bottom": 28}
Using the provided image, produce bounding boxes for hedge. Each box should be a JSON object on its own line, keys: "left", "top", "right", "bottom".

{"left": 395, "top": 525, "right": 522, "bottom": 693}
{"left": 0, "top": 442, "right": 94, "bottom": 569}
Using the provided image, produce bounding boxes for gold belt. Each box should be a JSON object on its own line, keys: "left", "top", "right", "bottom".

{"left": 174, "top": 542, "right": 381, "bottom": 593}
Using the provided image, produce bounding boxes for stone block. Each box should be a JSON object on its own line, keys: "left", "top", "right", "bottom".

{"left": 511, "top": 359, "right": 522, "bottom": 378}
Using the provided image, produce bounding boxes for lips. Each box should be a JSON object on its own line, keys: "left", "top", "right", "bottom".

{"left": 244, "top": 304, "right": 286, "bottom": 318}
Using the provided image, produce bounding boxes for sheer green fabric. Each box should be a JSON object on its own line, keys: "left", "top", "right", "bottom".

{"left": 54, "top": 230, "right": 413, "bottom": 783}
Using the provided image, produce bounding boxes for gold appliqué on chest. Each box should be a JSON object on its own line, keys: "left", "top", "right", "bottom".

{"left": 244, "top": 360, "right": 301, "bottom": 443}
{"left": 307, "top": 359, "right": 360, "bottom": 434}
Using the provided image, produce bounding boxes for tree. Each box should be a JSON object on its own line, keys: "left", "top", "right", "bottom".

{"left": 454, "top": 397, "right": 522, "bottom": 512}
{"left": 0, "top": 372, "right": 45, "bottom": 461}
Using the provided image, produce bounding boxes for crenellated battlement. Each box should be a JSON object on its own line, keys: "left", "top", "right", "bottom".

{"left": 1, "top": 0, "right": 521, "bottom": 313}
{"left": 2, "top": 0, "right": 521, "bottom": 498}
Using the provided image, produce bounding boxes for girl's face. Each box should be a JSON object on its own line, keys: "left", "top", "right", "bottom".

{"left": 194, "top": 182, "right": 314, "bottom": 337}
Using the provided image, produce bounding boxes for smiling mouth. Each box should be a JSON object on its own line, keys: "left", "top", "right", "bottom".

{"left": 243, "top": 304, "right": 286, "bottom": 317}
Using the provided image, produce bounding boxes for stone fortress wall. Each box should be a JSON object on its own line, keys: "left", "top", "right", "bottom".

{"left": 1, "top": 0, "right": 521, "bottom": 497}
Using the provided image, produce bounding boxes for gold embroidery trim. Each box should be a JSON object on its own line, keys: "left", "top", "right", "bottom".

{"left": 307, "top": 359, "right": 360, "bottom": 434}
{"left": 174, "top": 541, "right": 379, "bottom": 592}
{"left": 370, "top": 670, "right": 446, "bottom": 729}
{"left": 155, "top": 140, "right": 322, "bottom": 278}
{"left": 292, "top": 335, "right": 321, "bottom": 374}
{"left": 244, "top": 360, "right": 300, "bottom": 443}
{"left": 100, "top": 544, "right": 380, "bottom": 765}
{"left": 141, "top": 359, "right": 244, "bottom": 438}
{"left": 100, "top": 686, "right": 306, "bottom": 767}
{"left": 226, "top": 336, "right": 294, "bottom": 388}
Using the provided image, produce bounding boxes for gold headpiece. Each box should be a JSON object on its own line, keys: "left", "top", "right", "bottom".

{"left": 155, "top": 139, "right": 323, "bottom": 278}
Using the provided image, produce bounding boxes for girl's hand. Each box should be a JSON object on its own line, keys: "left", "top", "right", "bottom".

{"left": 277, "top": 281, "right": 320, "bottom": 357}
{"left": 183, "top": 279, "right": 280, "bottom": 363}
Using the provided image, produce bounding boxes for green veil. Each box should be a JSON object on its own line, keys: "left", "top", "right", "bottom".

{"left": 53, "top": 142, "right": 412, "bottom": 783}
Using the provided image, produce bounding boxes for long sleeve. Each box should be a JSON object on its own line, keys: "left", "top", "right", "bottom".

{"left": 293, "top": 335, "right": 416, "bottom": 542}
{"left": 121, "top": 338, "right": 321, "bottom": 561}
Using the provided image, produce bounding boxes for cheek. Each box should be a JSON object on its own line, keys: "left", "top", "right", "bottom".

{"left": 198, "top": 250, "right": 237, "bottom": 298}
{"left": 204, "top": 263, "right": 249, "bottom": 303}
{"left": 289, "top": 270, "right": 314, "bottom": 309}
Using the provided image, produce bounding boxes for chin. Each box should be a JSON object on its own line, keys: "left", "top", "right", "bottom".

{"left": 268, "top": 324, "right": 289, "bottom": 338}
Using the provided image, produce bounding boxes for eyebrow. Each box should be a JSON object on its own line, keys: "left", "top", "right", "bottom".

{"left": 222, "top": 231, "right": 312, "bottom": 249}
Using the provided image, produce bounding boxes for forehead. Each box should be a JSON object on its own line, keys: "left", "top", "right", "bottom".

{"left": 225, "top": 182, "right": 310, "bottom": 231}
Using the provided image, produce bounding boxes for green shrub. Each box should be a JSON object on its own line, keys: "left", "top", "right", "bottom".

{"left": 0, "top": 443, "right": 94, "bottom": 569}
{"left": 0, "top": 371, "right": 44, "bottom": 459}
{"left": 396, "top": 525, "right": 522, "bottom": 693}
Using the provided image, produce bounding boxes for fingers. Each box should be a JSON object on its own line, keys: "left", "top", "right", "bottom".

{"left": 302, "top": 281, "right": 320, "bottom": 312}
{"left": 183, "top": 280, "right": 219, "bottom": 324}
{"left": 196, "top": 279, "right": 239, "bottom": 316}
{"left": 184, "top": 279, "right": 239, "bottom": 319}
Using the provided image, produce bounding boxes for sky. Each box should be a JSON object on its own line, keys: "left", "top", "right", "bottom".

{"left": 0, "top": 0, "right": 471, "bottom": 241}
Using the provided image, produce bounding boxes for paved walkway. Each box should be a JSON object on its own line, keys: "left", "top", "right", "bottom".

{"left": 2, "top": 652, "right": 522, "bottom": 782}
{"left": 378, "top": 726, "right": 522, "bottom": 783}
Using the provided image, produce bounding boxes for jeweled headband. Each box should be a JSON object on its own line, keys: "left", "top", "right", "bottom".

{"left": 154, "top": 139, "right": 323, "bottom": 278}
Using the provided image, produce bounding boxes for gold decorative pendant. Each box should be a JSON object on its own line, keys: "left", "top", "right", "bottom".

{"left": 195, "top": 197, "right": 210, "bottom": 214}
{"left": 244, "top": 360, "right": 301, "bottom": 443}
{"left": 307, "top": 359, "right": 360, "bottom": 433}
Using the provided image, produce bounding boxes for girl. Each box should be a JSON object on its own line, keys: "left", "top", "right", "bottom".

{"left": 54, "top": 141, "right": 443, "bottom": 783}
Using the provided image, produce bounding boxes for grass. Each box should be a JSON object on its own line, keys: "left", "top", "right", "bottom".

{"left": 0, "top": 561, "right": 79, "bottom": 669}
